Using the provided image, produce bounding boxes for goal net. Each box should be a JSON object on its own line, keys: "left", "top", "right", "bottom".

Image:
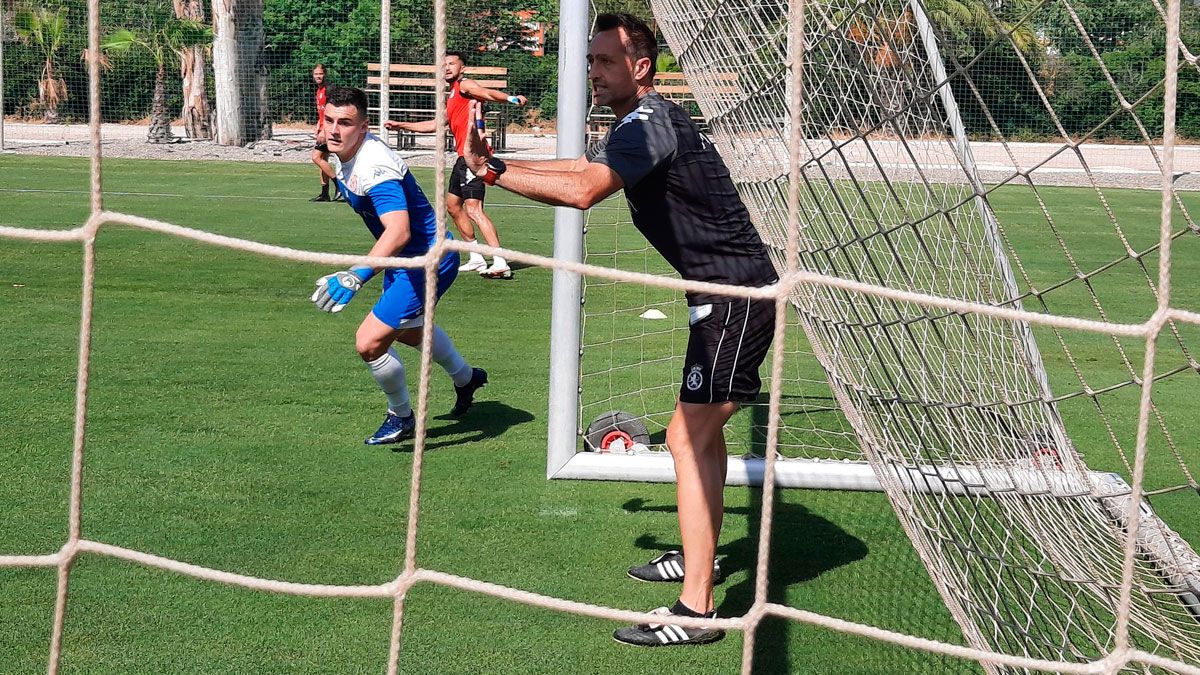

{"left": 575, "top": 0, "right": 1200, "bottom": 668}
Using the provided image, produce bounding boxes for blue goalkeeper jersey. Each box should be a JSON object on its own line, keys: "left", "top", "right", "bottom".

{"left": 330, "top": 133, "right": 442, "bottom": 256}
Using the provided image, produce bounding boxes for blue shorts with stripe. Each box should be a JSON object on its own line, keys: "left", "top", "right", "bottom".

{"left": 371, "top": 250, "right": 460, "bottom": 328}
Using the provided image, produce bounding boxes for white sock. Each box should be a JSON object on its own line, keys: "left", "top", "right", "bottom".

{"left": 491, "top": 255, "right": 508, "bottom": 269}
{"left": 365, "top": 349, "right": 412, "bottom": 417}
{"left": 430, "top": 325, "right": 473, "bottom": 387}
{"left": 468, "top": 251, "right": 486, "bottom": 264}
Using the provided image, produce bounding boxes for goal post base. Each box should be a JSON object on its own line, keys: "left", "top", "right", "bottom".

{"left": 549, "top": 450, "right": 1136, "bottom": 498}
{"left": 548, "top": 452, "right": 886, "bottom": 490}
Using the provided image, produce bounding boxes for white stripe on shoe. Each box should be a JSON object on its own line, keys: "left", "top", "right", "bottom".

{"left": 668, "top": 559, "right": 684, "bottom": 578}
{"left": 655, "top": 625, "right": 687, "bottom": 643}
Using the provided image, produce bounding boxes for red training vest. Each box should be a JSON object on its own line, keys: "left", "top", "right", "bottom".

{"left": 446, "top": 79, "right": 490, "bottom": 156}
{"left": 315, "top": 84, "right": 327, "bottom": 131}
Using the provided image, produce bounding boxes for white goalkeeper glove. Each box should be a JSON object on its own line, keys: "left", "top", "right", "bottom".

{"left": 311, "top": 267, "right": 373, "bottom": 313}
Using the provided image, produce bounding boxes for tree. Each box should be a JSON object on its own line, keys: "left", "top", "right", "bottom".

{"left": 928, "top": 0, "right": 1039, "bottom": 56}
{"left": 14, "top": 5, "right": 69, "bottom": 123}
{"left": 212, "top": 0, "right": 271, "bottom": 145}
{"left": 1035, "top": 0, "right": 1200, "bottom": 140}
{"left": 821, "top": 0, "right": 1046, "bottom": 137}
{"left": 101, "top": 17, "right": 213, "bottom": 143}
{"left": 174, "top": 0, "right": 211, "bottom": 139}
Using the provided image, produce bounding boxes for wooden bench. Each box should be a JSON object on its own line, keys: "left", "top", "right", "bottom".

{"left": 366, "top": 63, "right": 510, "bottom": 151}
{"left": 587, "top": 71, "right": 738, "bottom": 145}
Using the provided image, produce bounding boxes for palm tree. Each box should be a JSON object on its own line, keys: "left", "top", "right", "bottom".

{"left": 931, "top": 0, "right": 1040, "bottom": 54}
{"left": 101, "top": 18, "right": 212, "bottom": 143}
{"left": 836, "top": 0, "right": 1040, "bottom": 126}
{"left": 173, "top": 0, "right": 211, "bottom": 140}
{"left": 845, "top": 0, "right": 1040, "bottom": 66}
{"left": 14, "top": 6, "right": 69, "bottom": 124}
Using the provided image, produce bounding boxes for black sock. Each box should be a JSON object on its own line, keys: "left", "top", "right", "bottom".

{"left": 320, "top": 183, "right": 329, "bottom": 197}
{"left": 671, "top": 600, "right": 712, "bottom": 618}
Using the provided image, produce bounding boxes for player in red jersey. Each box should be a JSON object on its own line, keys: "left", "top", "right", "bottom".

{"left": 310, "top": 64, "right": 341, "bottom": 202}
{"left": 387, "top": 51, "right": 526, "bottom": 278}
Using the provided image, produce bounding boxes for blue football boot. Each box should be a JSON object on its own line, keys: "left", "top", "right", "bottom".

{"left": 365, "top": 411, "right": 416, "bottom": 445}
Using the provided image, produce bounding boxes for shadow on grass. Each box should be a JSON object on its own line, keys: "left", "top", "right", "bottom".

{"left": 390, "top": 401, "right": 535, "bottom": 452}
{"left": 623, "top": 492, "right": 867, "bottom": 673}
{"left": 505, "top": 261, "right": 537, "bottom": 273}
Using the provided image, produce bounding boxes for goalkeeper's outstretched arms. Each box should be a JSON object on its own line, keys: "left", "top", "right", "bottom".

{"left": 312, "top": 207, "right": 412, "bottom": 313}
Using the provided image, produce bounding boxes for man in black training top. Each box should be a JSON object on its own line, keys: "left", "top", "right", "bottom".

{"left": 463, "top": 13, "right": 778, "bottom": 647}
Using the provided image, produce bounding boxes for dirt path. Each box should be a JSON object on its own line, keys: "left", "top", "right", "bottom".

{"left": 3, "top": 121, "right": 1196, "bottom": 190}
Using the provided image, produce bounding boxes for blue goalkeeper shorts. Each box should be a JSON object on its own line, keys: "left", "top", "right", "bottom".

{"left": 371, "top": 250, "right": 460, "bottom": 329}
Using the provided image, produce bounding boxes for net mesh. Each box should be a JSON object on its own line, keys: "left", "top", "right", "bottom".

{"left": 642, "top": 0, "right": 1200, "bottom": 667}
{"left": 580, "top": 197, "right": 861, "bottom": 459}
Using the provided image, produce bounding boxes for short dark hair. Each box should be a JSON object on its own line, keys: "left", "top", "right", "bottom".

{"left": 313, "top": 63, "right": 325, "bottom": 71}
{"left": 325, "top": 86, "right": 369, "bottom": 120}
{"left": 446, "top": 50, "right": 468, "bottom": 66}
{"left": 593, "top": 13, "right": 658, "bottom": 77}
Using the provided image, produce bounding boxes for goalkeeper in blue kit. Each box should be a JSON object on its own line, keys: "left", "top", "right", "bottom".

{"left": 310, "top": 86, "right": 487, "bottom": 445}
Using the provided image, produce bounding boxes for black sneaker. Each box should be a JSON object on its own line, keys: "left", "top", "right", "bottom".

{"left": 612, "top": 604, "right": 725, "bottom": 647}
{"left": 310, "top": 193, "right": 331, "bottom": 202}
{"left": 332, "top": 188, "right": 346, "bottom": 202}
{"left": 627, "top": 551, "right": 722, "bottom": 584}
{"left": 450, "top": 367, "right": 488, "bottom": 417}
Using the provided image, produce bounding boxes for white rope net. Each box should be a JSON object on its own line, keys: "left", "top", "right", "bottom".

{"left": 2, "top": 0, "right": 1199, "bottom": 672}
{"left": 581, "top": 197, "right": 861, "bottom": 459}
{"left": 642, "top": 0, "right": 1200, "bottom": 668}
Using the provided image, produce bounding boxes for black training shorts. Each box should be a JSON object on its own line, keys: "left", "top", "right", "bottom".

{"left": 448, "top": 156, "right": 486, "bottom": 201}
{"left": 680, "top": 295, "right": 776, "bottom": 404}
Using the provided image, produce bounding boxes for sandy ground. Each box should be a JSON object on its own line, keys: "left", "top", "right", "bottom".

{"left": 3, "top": 121, "right": 1197, "bottom": 190}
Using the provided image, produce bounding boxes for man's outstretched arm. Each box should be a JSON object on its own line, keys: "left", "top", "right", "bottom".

{"left": 506, "top": 157, "right": 589, "bottom": 172}
{"left": 385, "top": 119, "right": 437, "bottom": 134}
{"left": 463, "top": 102, "right": 621, "bottom": 209}
{"left": 491, "top": 161, "right": 622, "bottom": 210}
{"left": 460, "top": 78, "right": 527, "bottom": 106}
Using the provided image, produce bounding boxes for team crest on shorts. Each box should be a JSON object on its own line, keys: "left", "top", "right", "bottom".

{"left": 686, "top": 364, "right": 704, "bottom": 391}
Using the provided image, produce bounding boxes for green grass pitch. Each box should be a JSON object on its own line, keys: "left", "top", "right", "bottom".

{"left": 1, "top": 155, "right": 1196, "bottom": 673}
